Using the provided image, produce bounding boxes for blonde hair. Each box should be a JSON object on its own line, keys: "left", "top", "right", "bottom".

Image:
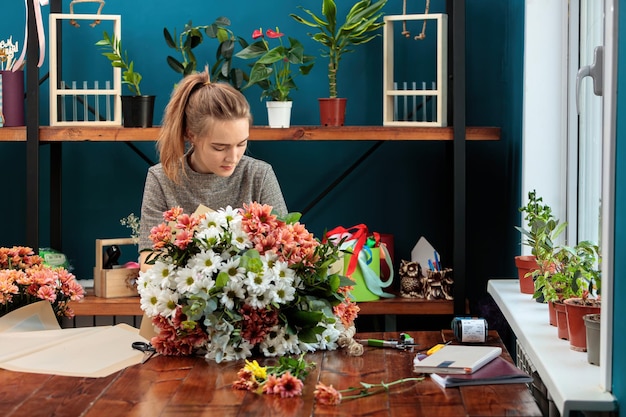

{"left": 157, "top": 70, "right": 252, "bottom": 183}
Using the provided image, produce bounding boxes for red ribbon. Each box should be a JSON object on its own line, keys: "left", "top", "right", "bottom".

{"left": 325, "top": 224, "right": 369, "bottom": 276}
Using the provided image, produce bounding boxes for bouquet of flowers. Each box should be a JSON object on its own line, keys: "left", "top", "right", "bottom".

{"left": 138, "top": 202, "right": 361, "bottom": 363}
{"left": 0, "top": 246, "right": 85, "bottom": 318}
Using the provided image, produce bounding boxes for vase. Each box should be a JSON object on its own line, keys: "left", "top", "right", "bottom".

{"left": 554, "top": 301, "right": 568, "bottom": 340}
{"left": 121, "top": 95, "right": 155, "bottom": 128}
{"left": 583, "top": 313, "right": 600, "bottom": 365}
{"left": 564, "top": 298, "right": 601, "bottom": 352}
{"left": 266, "top": 101, "right": 292, "bottom": 128}
{"left": 319, "top": 98, "right": 347, "bottom": 126}
{"left": 0, "top": 70, "right": 25, "bottom": 126}
{"left": 514, "top": 255, "right": 537, "bottom": 294}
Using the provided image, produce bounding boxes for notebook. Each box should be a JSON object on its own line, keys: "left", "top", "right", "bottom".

{"left": 412, "top": 345, "right": 502, "bottom": 375}
{"left": 430, "top": 356, "right": 533, "bottom": 387}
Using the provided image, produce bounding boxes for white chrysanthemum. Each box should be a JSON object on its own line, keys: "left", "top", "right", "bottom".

{"left": 218, "top": 205, "right": 243, "bottom": 227}
{"left": 259, "top": 326, "right": 296, "bottom": 357}
{"left": 243, "top": 270, "right": 272, "bottom": 296}
{"left": 136, "top": 269, "right": 156, "bottom": 292}
{"left": 174, "top": 266, "right": 202, "bottom": 294}
{"left": 260, "top": 251, "right": 279, "bottom": 272}
{"left": 188, "top": 249, "right": 223, "bottom": 276}
{"left": 272, "top": 278, "right": 296, "bottom": 304}
{"left": 272, "top": 260, "right": 296, "bottom": 282}
{"left": 156, "top": 288, "right": 179, "bottom": 318}
{"left": 220, "top": 257, "right": 246, "bottom": 281}
{"left": 201, "top": 210, "right": 229, "bottom": 231}
{"left": 151, "top": 260, "right": 176, "bottom": 290}
{"left": 245, "top": 288, "right": 274, "bottom": 309}
{"left": 194, "top": 273, "right": 216, "bottom": 295}
{"left": 219, "top": 277, "right": 246, "bottom": 310}
{"left": 139, "top": 285, "right": 161, "bottom": 317}
{"left": 229, "top": 227, "right": 252, "bottom": 250}
{"left": 316, "top": 321, "right": 341, "bottom": 351}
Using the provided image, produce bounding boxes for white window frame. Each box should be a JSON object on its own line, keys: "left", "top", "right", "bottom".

{"left": 522, "top": 0, "right": 614, "bottom": 391}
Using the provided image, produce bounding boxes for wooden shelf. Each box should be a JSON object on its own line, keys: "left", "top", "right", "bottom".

{"left": 357, "top": 296, "right": 454, "bottom": 315}
{"left": 70, "top": 294, "right": 454, "bottom": 318}
{"left": 0, "top": 125, "right": 500, "bottom": 142}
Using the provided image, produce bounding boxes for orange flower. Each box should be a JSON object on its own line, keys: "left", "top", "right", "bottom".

{"left": 314, "top": 382, "right": 342, "bottom": 405}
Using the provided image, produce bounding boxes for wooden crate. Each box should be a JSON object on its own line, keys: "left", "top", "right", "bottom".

{"left": 93, "top": 238, "right": 139, "bottom": 298}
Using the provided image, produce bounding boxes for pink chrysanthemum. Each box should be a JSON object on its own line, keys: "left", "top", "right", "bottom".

{"left": 314, "top": 382, "right": 342, "bottom": 405}
{"left": 274, "top": 371, "right": 304, "bottom": 398}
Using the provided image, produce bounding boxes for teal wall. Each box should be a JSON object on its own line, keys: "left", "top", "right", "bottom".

{"left": 612, "top": 0, "right": 626, "bottom": 409}
{"left": 0, "top": 2, "right": 523, "bottom": 311}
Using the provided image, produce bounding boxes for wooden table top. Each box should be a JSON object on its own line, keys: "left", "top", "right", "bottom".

{"left": 1, "top": 331, "right": 541, "bottom": 417}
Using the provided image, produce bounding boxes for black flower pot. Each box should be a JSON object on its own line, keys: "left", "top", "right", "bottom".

{"left": 121, "top": 95, "right": 155, "bottom": 128}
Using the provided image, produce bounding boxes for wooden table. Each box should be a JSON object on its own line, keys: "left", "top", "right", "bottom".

{"left": 1, "top": 331, "right": 541, "bottom": 417}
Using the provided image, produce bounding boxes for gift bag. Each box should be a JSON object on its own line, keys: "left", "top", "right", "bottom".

{"left": 326, "top": 224, "right": 395, "bottom": 301}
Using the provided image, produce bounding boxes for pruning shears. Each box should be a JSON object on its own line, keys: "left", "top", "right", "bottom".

{"left": 356, "top": 333, "right": 418, "bottom": 351}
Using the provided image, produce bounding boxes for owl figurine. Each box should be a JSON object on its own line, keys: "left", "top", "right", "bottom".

{"left": 399, "top": 260, "right": 425, "bottom": 298}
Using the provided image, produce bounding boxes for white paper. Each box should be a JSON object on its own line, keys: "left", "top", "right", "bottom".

{"left": 0, "top": 302, "right": 148, "bottom": 377}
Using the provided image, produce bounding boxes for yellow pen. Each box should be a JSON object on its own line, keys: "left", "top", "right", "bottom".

{"left": 426, "top": 341, "right": 452, "bottom": 355}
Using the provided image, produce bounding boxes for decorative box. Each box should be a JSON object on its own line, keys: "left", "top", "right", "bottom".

{"left": 93, "top": 238, "right": 139, "bottom": 298}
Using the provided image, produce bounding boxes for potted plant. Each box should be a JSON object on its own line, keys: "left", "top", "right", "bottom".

{"left": 559, "top": 241, "right": 601, "bottom": 352}
{"left": 235, "top": 26, "right": 314, "bottom": 128}
{"left": 163, "top": 17, "right": 246, "bottom": 89}
{"left": 96, "top": 31, "right": 155, "bottom": 128}
{"left": 291, "top": 0, "right": 388, "bottom": 126}
{"left": 515, "top": 190, "right": 566, "bottom": 296}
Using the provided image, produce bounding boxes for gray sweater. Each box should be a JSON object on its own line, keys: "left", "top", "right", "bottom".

{"left": 139, "top": 154, "right": 287, "bottom": 251}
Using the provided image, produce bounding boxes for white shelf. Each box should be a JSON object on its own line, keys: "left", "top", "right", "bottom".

{"left": 487, "top": 279, "right": 616, "bottom": 416}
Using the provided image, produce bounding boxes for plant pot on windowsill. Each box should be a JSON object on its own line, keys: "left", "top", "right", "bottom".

{"left": 121, "top": 95, "right": 156, "bottom": 128}
{"left": 583, "top": 313, "right": 600, "bottom": 365}
{"left": 514, "top": 255, "right": 537, "bottom": 295}
{"left": 564, "top": 297, "right": 601, "bottom": 352}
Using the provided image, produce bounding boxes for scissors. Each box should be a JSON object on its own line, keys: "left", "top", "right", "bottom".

{"left": 132, "top": 341, "right": 157, "bottom": 364}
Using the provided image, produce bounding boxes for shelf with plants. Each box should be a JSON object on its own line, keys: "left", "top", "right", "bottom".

{"left": 12, "top": 0, "right": 485, "bottom": 318}
{"left": 0, "top": 125, "right": 500, "bottom": 142}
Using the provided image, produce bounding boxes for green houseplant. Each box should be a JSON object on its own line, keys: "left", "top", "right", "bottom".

{"left": 164, "top": 17, "right": 246, "bottom": 89}
{"left": 235, "top": 27, "right": 314, "bottom": 128}
{"left": 291, "top": 0, "right": 388, "bottom": 125}
{"left": 514, "top": 190, "right": 566, "bottom": 295}
{"left": 96, "top": 31, "right": 155, "bottom": 127}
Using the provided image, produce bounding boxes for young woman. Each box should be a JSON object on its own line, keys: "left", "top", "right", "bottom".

{"left": 138, "top": 70, "right": 287, "bottom": 269}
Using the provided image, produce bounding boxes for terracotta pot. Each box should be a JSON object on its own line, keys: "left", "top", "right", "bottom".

{"left": 584, "top": 313, "right": 601, "bottom": 365}
{"left": 548, "top": 300, "right": 557, "bottom": 326}
{"left": 319, "top": 98, "right": 347, "bottom": 126}
{"left": 564, "top": 298, "right": 601, "bottom": 352}
{"left": 514, "top": 255, "right": 537, "bottom": 294}
{"left": 554, "top": 301, "right": 568, "bottom": 340}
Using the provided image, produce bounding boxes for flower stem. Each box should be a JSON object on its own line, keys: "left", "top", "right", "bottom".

{"left": 338, "top": 377, "right": 424, "bottom": 401}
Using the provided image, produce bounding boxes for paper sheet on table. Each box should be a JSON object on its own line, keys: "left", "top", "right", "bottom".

{"left": 0, "top": 301, "right": 148, "bottom": 378}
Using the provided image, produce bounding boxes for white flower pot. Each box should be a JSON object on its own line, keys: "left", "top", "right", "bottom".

{"left": 266, "top": 101, "right": 292, "bottom": 128}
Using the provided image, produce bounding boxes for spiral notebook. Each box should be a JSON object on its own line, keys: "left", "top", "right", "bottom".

{"left": 413, "top": 345, "right": 502, "bottom": 375}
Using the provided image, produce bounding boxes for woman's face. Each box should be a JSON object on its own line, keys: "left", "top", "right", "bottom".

{"left": 189, "top": 118, "right": 249, "bottom": 177}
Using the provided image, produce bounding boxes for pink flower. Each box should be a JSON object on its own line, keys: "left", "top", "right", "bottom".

{"left": 36, "top": 285, "right": 57, "bottom": 302}
{"left": 314, "top": 382, "right": 342, "bottom": 405}
{"left": 252, "top": 28, "right": 263, "bottom": 39}
{"left": 163, "top": 206, "right": 183, "bottom": 222}
{"left": 149, "top": 223, "right": 173, "bottom": 249}
{"left": 274, "top": 371, "right": 304, "bottom": 398}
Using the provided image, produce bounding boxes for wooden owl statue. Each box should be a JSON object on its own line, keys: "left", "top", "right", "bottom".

{"left": 399, "top": 260, "right": 425, "bottom": 298}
